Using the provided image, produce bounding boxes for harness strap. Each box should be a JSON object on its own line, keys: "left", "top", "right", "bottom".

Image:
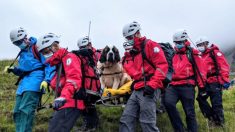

{"left": 15, "top": 67, "right": 44, "bottom": 86}
{"left": 172, "top": 75, "right": 195, "bottom": 81}
{"left": 130, "top": 74, "right": 154, "bottom": 90}
{"left": 207, "top": 72, "right": 218, "bottom": 78}
{"left": 84, "top": 76, "right": 99, "bottom": 80}
{"left": 100, "top": 72, "right": 122, "bottom": 76}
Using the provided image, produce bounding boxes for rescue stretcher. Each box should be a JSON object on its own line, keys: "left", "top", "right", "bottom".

{"left": 93, "top": 81, "right": 133, "bottom": 107}
{"left": 36, "top": 81, "right": 133, "bottom": 111}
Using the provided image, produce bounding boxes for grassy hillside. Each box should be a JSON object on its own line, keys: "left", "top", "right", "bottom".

{"left": 0, "top": 60, "right": 235, "bottom": 132}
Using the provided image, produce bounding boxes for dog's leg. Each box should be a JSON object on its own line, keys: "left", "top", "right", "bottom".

{"left": 112, "top": 77, "right": 120, "bottom": 89}
{"left": 100, "top": 76, "right": 106, "bottom": 90}
{"left": 120, "top": 73, "right": 131, "bottom": 86}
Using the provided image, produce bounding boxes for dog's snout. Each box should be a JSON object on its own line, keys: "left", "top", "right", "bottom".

{"left": 109, "top": 52, "right": 114, "bottom": 56}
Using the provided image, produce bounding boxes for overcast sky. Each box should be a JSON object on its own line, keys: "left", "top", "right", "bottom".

{"left": 1, "top": 0, "right": 235, "bottom": 59}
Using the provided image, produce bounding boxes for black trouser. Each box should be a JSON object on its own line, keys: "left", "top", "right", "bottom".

{"left": 48, "top": 108, "right": 81, "bottom": 132}
{"left": 196, "top": 83, "right": 224, "bottom": 125}
{"left": 82, "top": 104, "right": 99, "bottom": 129}
{"left": 164, "top": 85, "right": 197, "bottom": 132}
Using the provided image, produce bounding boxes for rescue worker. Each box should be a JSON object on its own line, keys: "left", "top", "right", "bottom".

{"left": 76, "top": 36, "right": 101, "bottom": 132}
{"left": 36, "top": 33, "right": 100, "bottom": 132}
{"left": 4, "top": 27, "right": 53, "bottom": 132}
{"left": 196, "top": 36, "right": 230, "bottom": 126}
{"left": 164, "top": 29, "right": 206, "bottom": 132}
{"left": 120, "top": 21, "right": 168, "bottom": 132}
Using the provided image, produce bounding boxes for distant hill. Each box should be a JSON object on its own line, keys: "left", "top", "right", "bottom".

{"left": 0, "top": 60, "right": 235, "bottom": 132}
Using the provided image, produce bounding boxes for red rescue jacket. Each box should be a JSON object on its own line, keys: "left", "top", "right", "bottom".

{"left": 170, "top": 44, "right": 206, "bottom": 88}
{"left": 47, "top": 48, "right": 101, "bottom": 110}
{"left": 122, "top": 37, "right": 168, "bottom": 90}
{"left": 47, "top": 48, "right": 85, "bottom": 110}
{"left": 201, "top": 44, "right": 230, "bottom": 84}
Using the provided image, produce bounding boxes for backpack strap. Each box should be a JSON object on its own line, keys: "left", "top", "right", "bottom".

{"left": 209, "top": 49, "right": 227, "bottom": 83}
{"left": 186, "top": 47, "right": 205, "bottom": 87}
{"left": 209, "top": 50, "right": 220, "bottom": 76}
{"left": 141, "top": 39, "right": 156, "bottom": 69}
{"left": 15, "top": 67, "right": 45, "bottom": 86}
{"left": 55, "top": 63, "right": 63, "bottom": 98}
{"left": 32, "top": 45, "right": 41, "bottom": 61}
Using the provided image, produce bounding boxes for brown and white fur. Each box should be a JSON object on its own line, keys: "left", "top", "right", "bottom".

{"left": 98, "top": 45, "right": 131, "bottom": 89}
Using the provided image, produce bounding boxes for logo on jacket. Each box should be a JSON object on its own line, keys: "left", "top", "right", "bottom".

{"left": 217, "top": 52, "right": 222, "bottom": 57}
{"left": 154, "top": 47, "right": 160, "bottom": 53}
{"left": 66, "top": 58, "right": 72, "bottom": 65}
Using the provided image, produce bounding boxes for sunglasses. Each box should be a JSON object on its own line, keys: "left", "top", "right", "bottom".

{"left": 41, "top": 43, "right": 60, "bottom": 55}
{"left": 174, "top": 41, "right": 184, "bottom": 44}
{"left": 196, "top": 42, "right": 208, "bottom": 47}
{"left": 41, "top": 47, "right": 53, "bottom": 55}
{"left": 13, "top": 39, "right": 25, "bottom": 46}
{"left": 79, "top": 45, "right": 88, "bottom": 49}
{"left": 125, "top": 35, "right": 134, "bottom": 40}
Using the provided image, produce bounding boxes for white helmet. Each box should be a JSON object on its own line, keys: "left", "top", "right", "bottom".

{"left": 173, "top": 29, "right": 188, "bottom": 42}
{"left": 122, "top": 21, "right": 141, "bottom": 37}
{"left": 77, "top": 36, "right": 91, "bottom": 48}
{"left": 123, "top": 42, "right": 133, "bottom": 51}
{"left": 10, "top": 27, "right": 27, "bottom": 43}
{"left": 37, "top": 33, "right": 60, "bottom": 51}
{"left": 195, "top": 36, "right": 209, "bottom": 45}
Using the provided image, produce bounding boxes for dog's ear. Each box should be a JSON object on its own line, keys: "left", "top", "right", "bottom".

{"left": 99, "top": 46, "right": 108, "bottom": 63}
{"left": 113, "top": 46, "right": 121, "bottom": 62}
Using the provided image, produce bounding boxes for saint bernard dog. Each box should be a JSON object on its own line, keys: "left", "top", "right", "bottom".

{"left": 98, "top": 45, "right": 131, "bottom": 89}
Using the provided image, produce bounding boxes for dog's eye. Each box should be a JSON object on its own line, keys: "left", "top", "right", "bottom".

{"left": 106, "top": 47, "right": 110, "bottom": 52}
{"left": 112, "top": 47, "right": 118, "bottom": 53}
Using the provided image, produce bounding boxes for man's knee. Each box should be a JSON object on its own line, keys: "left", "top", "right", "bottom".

{"left": 185, "top": 109, "right": 196, "bottom": 120}
{"left": 120, "top": 114, "right": 135, "bottom": 123}
{"left": 164, "top": 99, "right": 176, "bottom": 110}
{"left": 119, "top": 114, "right": 136, "bottom": 132}
{"left": 140, "top": 122, "right": 159, "bottom": 132}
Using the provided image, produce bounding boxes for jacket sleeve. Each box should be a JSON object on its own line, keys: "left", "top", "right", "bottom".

{"left": 11, "top": 66, "right": 25, "bottom": 76}
{"left": 194, "top": 53, "right": 206, "bottom": 88}
{"left": 44, "top": 64, "right": 56, "bottom": 83}
{"left": 40, "top": 53, "right": 56, "bottom": 83}
{"left": 146, "top": 41, "right": 168, "bottom": 89}
{"left": 60, "top": 54, "right": 82, "bottom": 99}
{"left": 214, "top": 50, "right": 230, "bottom": 83}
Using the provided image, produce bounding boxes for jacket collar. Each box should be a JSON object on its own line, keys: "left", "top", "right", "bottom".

{"left": 46, "top": 48, "right": 68, "bottom": 66}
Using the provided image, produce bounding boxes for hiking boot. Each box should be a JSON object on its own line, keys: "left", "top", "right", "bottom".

{"left": 214, "top": 121, "right": 225, "bottom": 128}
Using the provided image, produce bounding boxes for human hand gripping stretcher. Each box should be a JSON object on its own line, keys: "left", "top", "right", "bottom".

{"left": 36, "top": 81, "right": 133, "bottom": 111}
{"left": 95, "top": 81, "right": 133, "bottom": 107}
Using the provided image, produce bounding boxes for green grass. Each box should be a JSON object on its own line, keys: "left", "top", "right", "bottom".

{"left": 0, "top": 60, "right": 235, "bottom": 132}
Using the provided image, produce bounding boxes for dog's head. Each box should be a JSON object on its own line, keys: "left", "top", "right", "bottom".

{"left": 99, "top": 45, "right": 120, "bottom": 63}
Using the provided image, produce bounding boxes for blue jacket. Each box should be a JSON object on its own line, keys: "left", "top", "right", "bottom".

{"left": 40, "top": 54, "right": 56, "bottom": 83}
{"left": 12, "top": 37, "right": 55, "bottom": 95}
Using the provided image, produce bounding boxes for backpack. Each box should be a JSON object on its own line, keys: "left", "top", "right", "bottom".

{"left": 71, "top": 49, "right": 101, "bottom": 104}
{"left": 141, "top": 40, "right": 175, "bottom": 84}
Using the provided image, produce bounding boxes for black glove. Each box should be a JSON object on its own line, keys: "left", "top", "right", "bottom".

{"left": 4, "top": 66, "right": 15, "bottom": 73}
{"left": 223, "top": 82, "right": 230, "bottom": 89}
{"left": 198, "top": 88, "right": 207, "bottom": 99}
{"left": 52, "top": 97, "right": 66, "bottom": 110}
{"left": 143, "top": 85, "right": 155, "bottom": 98}
{"left": 74, "top": 88, "right": 87, "bottom": 100}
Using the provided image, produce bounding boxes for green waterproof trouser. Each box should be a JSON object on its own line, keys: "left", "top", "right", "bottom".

{"left": 13, "top": 91, "right": 40, "bottom": 132}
